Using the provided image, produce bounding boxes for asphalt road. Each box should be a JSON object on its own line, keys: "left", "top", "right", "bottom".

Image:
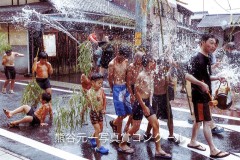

{"left": 0, "top": 80, "right": 240, "bottom": 160}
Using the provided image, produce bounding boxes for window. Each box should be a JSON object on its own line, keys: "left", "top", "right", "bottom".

{"left": 43, "top": 34, "right": 56, "bottom": 57}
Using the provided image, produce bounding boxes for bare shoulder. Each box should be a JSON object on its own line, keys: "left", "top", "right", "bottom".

{"left": 108, "top": 59, "right": 115, "bottom": 66}
{"left": 44, "top": 103, "right": 51, "bottom": 109}
{"left": 108, "top": 59, "right": 115, "bottom": 69}
{"left": 138, "top": 71, "right": 145, "bottom": 78}
{"left": 129, "top": 63, "right": 134, "bottom": 67}
{"left": 127, "top": 63, "right": 134, "bottom": 70}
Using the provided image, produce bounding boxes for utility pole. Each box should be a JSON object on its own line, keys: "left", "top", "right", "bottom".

{"left": 135, "top": 0, "right": 148, "bottom": 48}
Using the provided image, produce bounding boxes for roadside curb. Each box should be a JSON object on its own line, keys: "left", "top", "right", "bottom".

{"left": 0, "top": 147, "right": 30, "bottom": 160}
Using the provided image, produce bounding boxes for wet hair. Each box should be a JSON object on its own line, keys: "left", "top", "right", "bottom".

{"left": 142, "top": 54, "right": 155, "bottom": 67}
{"left": 119, "top": 45, "right": 132, "bottom": 58}
{"left": 200, "top": 34, "right": 215, "bottom": 42}
{"left": 98, "top": 41, "right": 107, "bottom": 47}
{"left": 225, "top": 42, "right": 235, "bottom": 50}
{"left": 38, "top": 51, "right": 48, "bottom": 59}
{"left": 5, "top": 49, "right": 12, "bottom": 54}
{"left": 156, "top": 58, "right": 162, "bottom": 65}
{"left": 134, "top": 50, "right": 144, "bottom": 63}
{"left": 215, "top": 38, "right": 219, "bottom": 45}
{"left": 90, "top": 72, "right": 104, "bottom": 81}
{"left": 41, "top": 93, "right": 51, "bottom": 103}
{"left": 108, "top": 35, "right": 114, "bottom": 41}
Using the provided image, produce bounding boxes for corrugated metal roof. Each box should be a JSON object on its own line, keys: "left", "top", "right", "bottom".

{"left": 50, "top": 0, "right": 135, "bottom": 20}
{"left": 0, "top": 2, "right": 54, "bottom": 22}
{"left": 0, "top": 2, "right": 53, "bottom": 13}
{"left": 197, "top": 14, "right": 240, "bottom": 28}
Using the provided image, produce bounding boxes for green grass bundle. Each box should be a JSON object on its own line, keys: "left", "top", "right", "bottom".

{"left": 0, "top": 33, "right": 12, "bottom": 55}
{"left": 54, "top": 86, "right": 102, "bottom": 134}
{"left": 21, "top": 80, "right": 43, "bottom": 107}
{"left": 77, "top": 41, "right": 93, "bottom": 76}
{"left": 54, "top": 89, "right": 89, "bottom": 134}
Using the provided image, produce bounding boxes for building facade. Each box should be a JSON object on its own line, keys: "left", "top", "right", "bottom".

{"left": 198, "top": 14, "right": 240, "bottom": 49}
{"left": 0, "top": 0, "right": 135, "bottom": 76}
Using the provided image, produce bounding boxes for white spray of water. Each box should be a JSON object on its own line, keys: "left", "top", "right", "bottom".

{"left": 13, "top": 7, "right": 80, "bottom": 44}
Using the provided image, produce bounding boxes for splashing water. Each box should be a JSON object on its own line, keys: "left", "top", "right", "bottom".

{"left": 13, "top": 7, "right": 80, "bottom": 44}
{"left": 216, "top": 64, "right": 240, "bottom": 90}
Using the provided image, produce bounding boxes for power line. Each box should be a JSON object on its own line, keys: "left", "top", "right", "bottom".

{"left": 213, "top": 0, "right": 230, "bottom": 13}
{"left": 226, "top": 0, "right": 231, "bottom": 10}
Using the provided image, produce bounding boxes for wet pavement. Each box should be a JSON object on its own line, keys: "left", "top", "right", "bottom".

{"left": 0, "top": 73, "right": 240, "bottom": 160}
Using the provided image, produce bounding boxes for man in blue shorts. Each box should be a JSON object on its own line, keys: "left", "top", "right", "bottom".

{"left": 119, "top": 54, "right": 171, "bottom": 159}
{"left": 108, "top": 45, "right": 132, "bottom": 144}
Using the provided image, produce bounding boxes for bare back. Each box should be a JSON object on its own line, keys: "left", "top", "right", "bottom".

{"left": 153, "top": 67, "right": 167, "bottom": 95}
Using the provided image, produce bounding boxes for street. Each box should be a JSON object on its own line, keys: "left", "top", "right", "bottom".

{"left": 0, "top": 79, "right": 240, "bottom": 160}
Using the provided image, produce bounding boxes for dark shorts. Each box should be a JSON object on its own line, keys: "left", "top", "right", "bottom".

{"left": 36, "top": 78, "right": 51, "bottom": 90}
{"left": 168, "top": 86, "right": 174, "bottom": 101}
{"left": 27, "top": 107, "right": 40, "bottom": 126}
{"left": 4, "top": 66, "right": 16, "bottom": 80}
{"left": 192, "top": 90, "right": 212, "bottom": 122}
{"left": 131, "top": 84, "right": 135, "bottom": 95}
{"left": 132, "top": 99, "right": 155, "bottom": 120}
{"left": 152, "top": 94, "right": 173, "bottom": 120}
{"left": 193, "top": 102, "right": 212, "bottom": 122}
{"left": 90, "top": 110, "right": 103, "bottom": 124}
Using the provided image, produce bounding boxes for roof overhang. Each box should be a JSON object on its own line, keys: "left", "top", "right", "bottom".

{"left": 48, "top": 15, "right": 135, "bottom": 30}
{"left": 198, "top": 14, "right": 240, "bottom": 28}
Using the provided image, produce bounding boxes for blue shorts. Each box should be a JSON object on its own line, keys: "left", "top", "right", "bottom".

{"left": 113, "top": 84, "right": 132, "bottom": 116}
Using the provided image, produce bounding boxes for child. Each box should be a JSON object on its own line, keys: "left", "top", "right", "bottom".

{"left": 2, "top": 49, "right": 24, "bottom": 94}
{"left": 32, "top": 51, "right": 53, "bottom": 95}
{"left": 81, "top": 73, "right": 92, "bottom": 92}
{"left": 87, "top": 73, "right": 109, "bottom": 154}
{"left": 144, "top": 58, "right": 179, "bottom": 144}
{"left": 3, "top": 93, "right": 52, "bottom": 127}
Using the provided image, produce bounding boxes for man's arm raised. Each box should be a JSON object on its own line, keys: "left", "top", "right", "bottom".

{"left": 13, "top": 52, "right": 24, "bottom": 57}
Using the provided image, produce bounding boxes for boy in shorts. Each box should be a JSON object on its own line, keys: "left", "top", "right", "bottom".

{"left": 144, "top": 58, "right": 179, "bottom": 144}
{"left": 87, "top": 73, "right": 109, "bottom": 154}
{"left": 3, "top": 93, "right": 52, "bottom": 127}
{"left": 32, "top": 51, "right": 53, "bottom": 95}
{"left": 119, "top": 54, "right": 171, "bottom": 159}
{"left": 2, "top": 49, "right": 24, "bottom": 94}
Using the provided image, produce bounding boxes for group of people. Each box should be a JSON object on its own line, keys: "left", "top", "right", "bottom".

{"left": 1, "top": 32, "right": 232, "bottom": 159}
{"left": 2, "top": 50, "right": 53, "bottom": 128}
{"left": 82, "top": 33, "right": 231, "bottom": 159}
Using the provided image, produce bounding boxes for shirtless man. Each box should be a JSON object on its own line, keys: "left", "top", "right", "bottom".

{"left": 123, "top": 50, "right": 144, "bottom": 133}
{"left": 32, "top": 51, "right": 53, "bottom": 95}
{"left": 144, "top": 58, "right": 179, "bottom": 144}
{"left": 108, "top": 45, "right": 132, "bottom": 144}
{"left": 2, "top": 49, "right": 24, "bottom": 94}
{"left": 119, "top": 54, "right": 171, "bottom": 159}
